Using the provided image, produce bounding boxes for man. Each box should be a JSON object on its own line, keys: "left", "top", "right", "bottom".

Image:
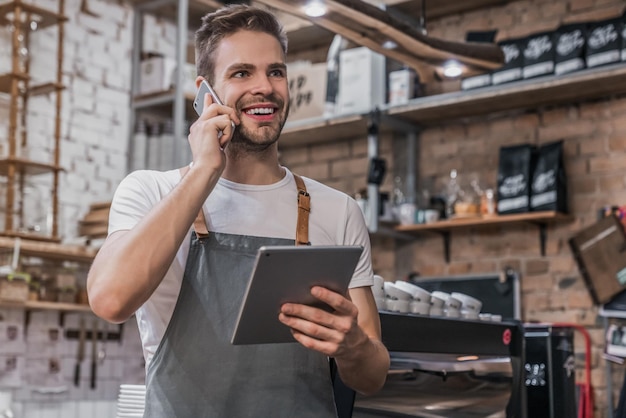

{"left": 87, "top": 4, "right": 389, "bottom": 417}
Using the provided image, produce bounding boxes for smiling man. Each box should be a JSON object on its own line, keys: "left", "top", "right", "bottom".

{"left": 86, "top": 4, "right": 389, "bottom": 417}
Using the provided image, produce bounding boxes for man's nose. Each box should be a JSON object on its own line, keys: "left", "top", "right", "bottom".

{"left": 250, "top": 75, "right": 273, "bottom": 95}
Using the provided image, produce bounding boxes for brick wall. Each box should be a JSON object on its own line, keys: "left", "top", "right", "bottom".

{"left": 282, "top": 1, "right": 626, "bottom": 416}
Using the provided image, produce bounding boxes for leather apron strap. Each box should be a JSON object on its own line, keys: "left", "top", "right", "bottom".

{"left": 293, "top": 173, "right": 310, "bottom": 246}
{"left": 179, "top": 167, "right": 310, "bottom": 244}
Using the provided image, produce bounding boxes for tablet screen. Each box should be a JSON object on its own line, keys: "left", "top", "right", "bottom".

{"left": 231, "top": 245, "right": 363, "bottom": 345}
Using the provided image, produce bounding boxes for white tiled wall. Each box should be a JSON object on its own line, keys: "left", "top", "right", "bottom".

{"left": 0, "top": 308, "right": 145, "bottom": 418}
{"left": 0, "top": 0, "right": 183, "bottom": 416}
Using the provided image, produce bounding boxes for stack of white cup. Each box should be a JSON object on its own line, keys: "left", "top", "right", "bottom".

{"left": 393, "top": 281, "right": 431, "bottom": 315}
{"left": 383, "top": 282, "right": 412, "bottom": 313}
{"left": 372, "top": 275, "right": 386, "bottom": 311}
{"left": 451, "top": 292, "right": 483, "bottom": 320}
{"left": 429, "top": 291, "right": 447, "bottom": 316}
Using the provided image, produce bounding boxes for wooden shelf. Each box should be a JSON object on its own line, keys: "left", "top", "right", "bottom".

{"left": 388, "top": 63, "right": 626, "bottom": 125}
{"left": 0, "top": 236, "right": 97, "bottom": 263}
{"left": 0, "top": 158, "right": 62, "bottom": 176}
{"left": 394, "top": 211, "right": 572, "bottom": 263}
{"left": 280, "top": 63, "right": 626, "bottom": 147}
{"left": 0, "top": 0, "right": 68, "bottom": 29}
{"left": 395, "top": 211, "right": 572, "bottom": 233}
{"left": 0, "top": 299, "right": 91, "bottom": 313}
{"left": 0, "top": 72, "right": 28, "bottom": 94}
{"left": 28, "top": 82, "right": 64, "bottom": 96}
{"left": 281, "top": 113, "right": 394, "bottom": 148}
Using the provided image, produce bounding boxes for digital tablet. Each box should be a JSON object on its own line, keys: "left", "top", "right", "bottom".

{"left": 231, "top": 245, "right": 364, "bottom": 345}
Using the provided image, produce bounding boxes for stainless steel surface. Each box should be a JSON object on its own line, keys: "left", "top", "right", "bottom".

{"left": 353, "top": 353, "right": 512, "bottom": 418}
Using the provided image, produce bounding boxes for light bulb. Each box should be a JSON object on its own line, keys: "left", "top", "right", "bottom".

{"left": 304, "top": 0, "right": 327, "bottom": 17}
{"left": 442, "top": 60, "right": 463, "bottom": 78}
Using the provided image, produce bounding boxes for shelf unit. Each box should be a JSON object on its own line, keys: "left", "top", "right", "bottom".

{"left": 279, "top": 63, "right": 626, "bottom": 147}
{"left": 0, "top": 299, "right": 91, "bottom": 313}
{"left": 0, "top": 236, "right": 98, "bottom": 263}
{"left": 124, "top": 0, "right": 607, "bottom": 262}
{"left": 0, "top": 236, "right": 97, "bottom": 323}
{"left": 0, "top": 0, "right": 67, "bottom": 241}
{"left": 124, "top": 0, "right": 518, "bottom": 171}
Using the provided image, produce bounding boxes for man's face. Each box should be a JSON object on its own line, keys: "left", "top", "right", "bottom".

{"left": 212, "top": 30, "right": 289, "bottom": 150}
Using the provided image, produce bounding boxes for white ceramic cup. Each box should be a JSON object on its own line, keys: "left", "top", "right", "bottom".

{"left": 429, "top": 306, "right": 444, "bottom": 316}
{"left": 461, "top": 309, "right": 480, "bottom": 320}
{"left": 374, "top": 296, "right": 386, "bottom": 311}
{"left": 451, "top": 292, "right": 483, "bottom": 313}
{"left": 386, "top": 299, "right": 410, "bottom": 313}
{"left": 409, "top": 300, "right": 430, "bottom": 315}
{"left": 384, "top": 282, "right": 412, "bottom": 301}
{"left": 431, "top": 291, "right": 450, "bottom": 307}
{"left": 372, "top": 275, "right": 385, "bottom": 298}
{"left": 394, "top": 281, "right": 431, "bottom": 303}
{"left": 444, "top": 295, "right": 462, "bottom": 311}
{"left": 445, "top": 308, "right": 461, "bottom": 318}
{"left": 424, "top": 209, "right": 440, "bottom": 224}
{"left": 397, "top": 203, "right": 417, "bottom": 225}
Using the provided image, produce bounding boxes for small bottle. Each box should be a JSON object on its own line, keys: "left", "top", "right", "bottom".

{"left": 482, "top": 188, "right": 496, "bottom": 216}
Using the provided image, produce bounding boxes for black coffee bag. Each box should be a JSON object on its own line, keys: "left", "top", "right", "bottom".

{"left": 530, "top": 140, "right": 568, "bottom": 213}
{"left": 523, "top": 31, "right": 555, "bottom": 79}
{"left": 497, "top": 144, "right": 536, "bottom": 214}
{"left": 586, "top": 17, "right": 622, "bottom": 68}
{"left": 554, "top": 23, "right": 587, "bottom": 75}
{"left": 621, "top": 10, "right": 626, "bottom": 61}
{"left": 492, "top": 37, "right": 525, "bottom": 85}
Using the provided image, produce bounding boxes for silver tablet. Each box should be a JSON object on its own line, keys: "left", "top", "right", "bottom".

{"left": 231, "top": 245, "right": 364, "bottom": 345}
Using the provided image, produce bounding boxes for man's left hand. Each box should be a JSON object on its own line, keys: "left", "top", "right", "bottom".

{"left": 278, "top": 286, "right": 369, "bottom": 359}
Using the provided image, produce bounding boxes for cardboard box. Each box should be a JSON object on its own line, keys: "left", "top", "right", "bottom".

{"left": 287, "top": 62, "right": 327, "bottom": 121}
{"left": 139, "top": 56, "right": 197, "bottom": 96}
{"left": 569, "top": 214, "right": 626, "bottom": 304}
{"left": 388, "top": 68, "right": 420, "bottom": 105}
{"left": 522, "top": 31, "right": 555, "bottom": 79}
{"left": 337, "top": 47, "right": 385, "bottom": 115}
{"left": 586, "top": 17, "right": 622, "bottom": 68}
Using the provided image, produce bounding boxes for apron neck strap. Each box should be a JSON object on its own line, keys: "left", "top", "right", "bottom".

{"left": 293, "top": 174, "right": 310, "bottom": 246}
{"left": 179, "top": 166, "right": 310, "bottom": 244}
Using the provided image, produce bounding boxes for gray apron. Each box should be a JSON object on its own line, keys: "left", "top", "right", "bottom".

{"left": 143, "top": 173, "right": 337, "bottom": 417}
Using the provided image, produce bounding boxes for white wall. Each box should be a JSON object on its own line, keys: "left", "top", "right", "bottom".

{"left": 0, "top": 0, "right": 181, "bottom": 416}
{"left": 0, "top": 307, "right": 145, "bottom": 417}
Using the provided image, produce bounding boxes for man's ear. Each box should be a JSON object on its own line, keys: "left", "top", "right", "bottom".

{"left": 195, "top": 76, "right": 206, "bottom": 89}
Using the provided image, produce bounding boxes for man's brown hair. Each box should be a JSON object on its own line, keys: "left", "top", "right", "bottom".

{"left": 195, "top": 5, "right": 288, "bottom": 84}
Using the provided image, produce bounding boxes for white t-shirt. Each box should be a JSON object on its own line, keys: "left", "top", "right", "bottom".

{"left": 108, "top": 167, "right": 374, "bottom": 366}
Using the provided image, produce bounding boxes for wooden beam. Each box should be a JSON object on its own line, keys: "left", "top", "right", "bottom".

{"left": 254, "top": 0, "right": 504, "bottom": 78}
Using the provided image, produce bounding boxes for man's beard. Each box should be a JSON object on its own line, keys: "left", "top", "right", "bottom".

{"left": 229, "top": 98, "right": 290, "bottom": 152}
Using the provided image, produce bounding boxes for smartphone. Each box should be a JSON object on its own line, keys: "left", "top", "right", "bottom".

{"left": 193, "top": 80, "right": 236, "bottom": 134}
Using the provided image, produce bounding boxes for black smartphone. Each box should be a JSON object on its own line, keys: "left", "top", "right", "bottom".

{"left": 193, "top": 80, "right": 236, "bottom": 134}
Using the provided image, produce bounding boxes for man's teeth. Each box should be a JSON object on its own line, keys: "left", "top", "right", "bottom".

{"left": 246, "top": 108, "right": 275, "bottom": 115}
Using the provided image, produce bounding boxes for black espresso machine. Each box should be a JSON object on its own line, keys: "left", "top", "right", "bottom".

{"left": 352, "top": 270, "right": 526, "bottom": 418}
